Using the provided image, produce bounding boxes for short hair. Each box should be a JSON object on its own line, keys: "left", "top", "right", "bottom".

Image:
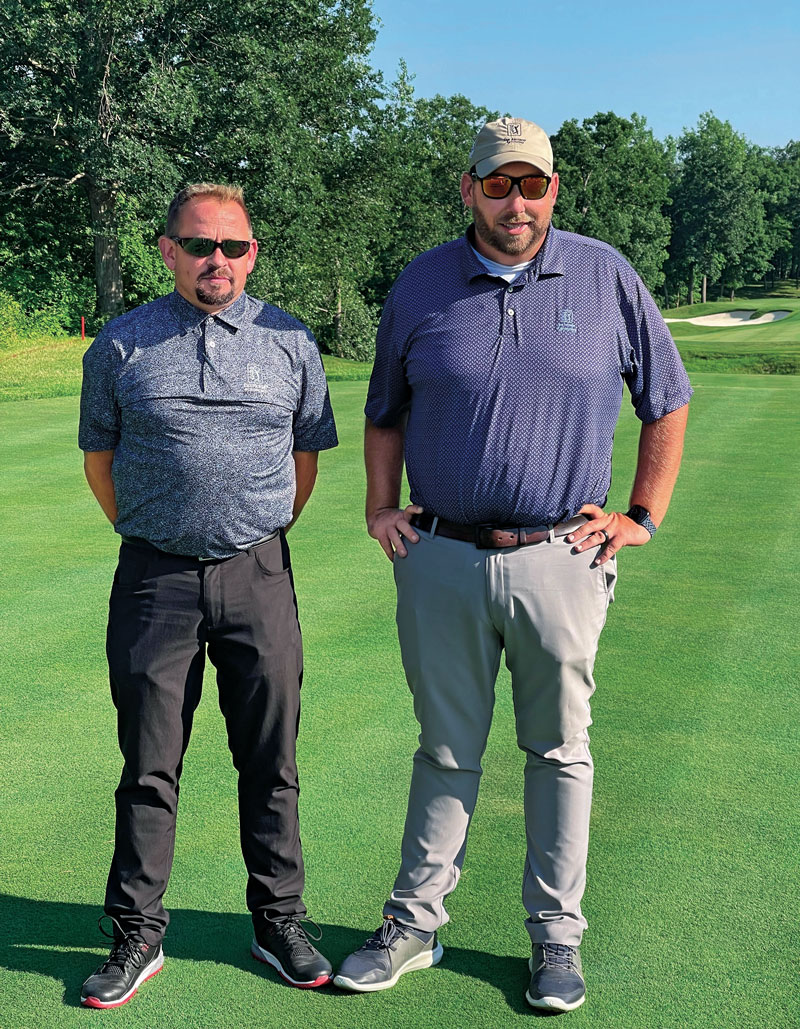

{"left": 165, "top": 183, "right": 252, "bottom": 236}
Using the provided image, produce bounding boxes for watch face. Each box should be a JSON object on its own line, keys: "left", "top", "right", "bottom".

{"left": 627, "top": 505, "right": 656, "bottom": 536}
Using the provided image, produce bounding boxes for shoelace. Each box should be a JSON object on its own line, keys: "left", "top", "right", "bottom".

{"left": 269, "top": 916, "right": 323, "bottom": 956}
{"left": 96, "top": 915, "right": 148, "bottom": 975}
{"left": 540, "top": 943, "right": 577, "bottom": 969}
{"left": 363, "top": 917, "right": 409, "bottom": 952}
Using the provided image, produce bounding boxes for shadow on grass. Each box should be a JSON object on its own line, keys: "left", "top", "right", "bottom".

{"left": 0, "top": 894, "right": 535, "bottom": 1014}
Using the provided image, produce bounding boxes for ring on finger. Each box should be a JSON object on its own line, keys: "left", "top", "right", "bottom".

{"left": 598, "top": 529, "right": 609, "bottom": 543}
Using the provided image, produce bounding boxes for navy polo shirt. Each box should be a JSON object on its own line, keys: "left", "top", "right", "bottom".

{"left": 365, "top": 227, "right": 692, "bottom": 527}
{"left": 79, "top": 290, "right": 338, "bottom": 558}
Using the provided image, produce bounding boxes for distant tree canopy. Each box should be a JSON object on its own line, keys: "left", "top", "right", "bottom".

{"left": 1, "top": 0, "right": 798, "bottom": 356}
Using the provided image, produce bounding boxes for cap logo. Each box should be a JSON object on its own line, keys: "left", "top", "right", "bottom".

{"left": 509, "top": 122, "right": 522, "bottom": 137}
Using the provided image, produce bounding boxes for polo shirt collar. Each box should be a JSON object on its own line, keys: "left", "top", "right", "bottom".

{"left": 168, "top": 289, "right": 249, "bottom": 331}
{"left": 461, "top": 224, "right": 565, "bottom": 284}
{"left": 536, "top": 226, "right": 565, "bottom": 278}
{"left": 213, "top": 291, "right": 249, "bottom": 329}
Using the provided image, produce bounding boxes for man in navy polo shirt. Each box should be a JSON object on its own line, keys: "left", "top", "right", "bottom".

{"left": 79, "top": 183, "right": 337, "bottom": 1007}
{"left": 334, "top": 119, "right": 691, "bottom": 1011}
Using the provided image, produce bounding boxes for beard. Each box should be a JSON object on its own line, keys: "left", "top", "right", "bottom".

{"left": 472, "top": 204, "right": 548, "bottom": 258}
{"left": 195, "top": 274, "right": 234, "bottom": 308}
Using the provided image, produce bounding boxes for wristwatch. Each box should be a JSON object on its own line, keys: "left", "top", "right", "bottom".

{"left": 625, "top": 505, "right": 657, "bottom": 537}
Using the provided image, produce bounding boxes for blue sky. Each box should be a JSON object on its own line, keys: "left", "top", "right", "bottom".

{"left": 367, "top": 0, "right": 799, "bottom": 148}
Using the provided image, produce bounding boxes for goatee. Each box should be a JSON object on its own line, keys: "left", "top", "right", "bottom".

{"left": 196, "top": 280, "right": 234, "bottom": 307}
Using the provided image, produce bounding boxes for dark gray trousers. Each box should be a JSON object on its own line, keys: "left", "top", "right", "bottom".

{"left": 104, "top": 532, "right": 305, "bottom": 945}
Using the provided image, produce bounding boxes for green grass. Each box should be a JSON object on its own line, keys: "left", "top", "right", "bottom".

{"left": 663, "top": 290, "right": 800, "bottom": 374}
{"left": 321, "top": 354, "right": 372, "bottom": 381}
{"left": 1, "top": 281, "right": 798, "bottom": 403}
{"left": 0, "top": 337, "right": 370, "bottom": 402}
{"left": 1, "top": 377, "right": 799, "bottom": 1028}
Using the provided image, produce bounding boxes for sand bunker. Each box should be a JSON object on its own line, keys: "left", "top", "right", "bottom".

{"left": 664, "top": 310, "right": 791, "bottom": 327}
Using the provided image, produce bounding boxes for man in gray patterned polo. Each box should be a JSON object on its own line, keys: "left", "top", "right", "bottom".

{"left": 79, "top": 183, "right": 337, "bottom": 1007}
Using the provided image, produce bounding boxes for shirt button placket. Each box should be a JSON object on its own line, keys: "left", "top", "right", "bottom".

{"left": 505, "top": 287, "right": 521, "bottom": 345}
{"left": 204, "top": 318, "right": 223, "bottom": 394}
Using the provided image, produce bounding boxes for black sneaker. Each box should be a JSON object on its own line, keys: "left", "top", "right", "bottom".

{"left": 526, "top": 942, "right": 586, "bottom": 1012}
{"left": 251, "top": 914, "right": 332, "bottom": 988}
{"left": 81, "top": 917, "right": 163, "bottom": 1008}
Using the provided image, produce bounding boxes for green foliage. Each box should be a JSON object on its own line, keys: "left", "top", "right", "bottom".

{"left": 363, "top": 68, "right": 494, "bottom": 301}
{"left": 552, "top": 112, "right": 672, "bottom": 292}
{"left": 667, "top": 113, "right": 771, "bottom": 302}
{"left": 0, "top": 291, "right": 26, "bottom": 349}
{"left": 0, "top": 182, "right": 96, "bottom": 333}
{"left": 0, "top": 0, "right": 382, "bottom": 319}
{"left": 752, "top": 140, "right": 800, "bottom": 283}
{"left": 1, "top": 0, "right": 798, "bottom": 337}
{"left": 116, "top": 194, "right": 173, "bottom": 311}
{"left": 0, "top": 289, "right": 87, "bottom": 349}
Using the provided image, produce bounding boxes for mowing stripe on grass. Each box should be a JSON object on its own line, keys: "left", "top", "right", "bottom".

{"left": 1, "top": 376, "right": 798, "bottom": 1028}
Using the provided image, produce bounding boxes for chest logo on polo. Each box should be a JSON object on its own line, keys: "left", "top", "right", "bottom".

{"left": 557, "top": 309, "right": 577, "bottom": 334}
{"left": 244, "top": 363, "right": 269, "bottom": 392}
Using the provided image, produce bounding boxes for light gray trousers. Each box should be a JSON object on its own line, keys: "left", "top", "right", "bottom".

{"left": 383, "top": 530, "right": 616, "bottom": 946}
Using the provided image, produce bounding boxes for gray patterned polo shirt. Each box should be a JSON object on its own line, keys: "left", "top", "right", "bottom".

{"left": 79, "top": 290, "right": 338, "bottom": 558}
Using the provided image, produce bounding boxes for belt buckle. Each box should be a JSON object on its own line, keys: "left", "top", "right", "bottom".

{"left": 474, "top": 524, "right": 522, "bottom": 549}
{"left": 474, "top": 523, "right": 494, "bottom": 549}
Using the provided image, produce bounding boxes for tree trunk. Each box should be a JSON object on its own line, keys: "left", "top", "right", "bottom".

{"left": 701, "top": 275, "right": 707, "bottom": 304}
{"left": 333, "top": 281, "right": 342, "bottom": 342}
{"left": 85, "top": 179, "right": 125, "bottom": 320}
{"left": 687, "top": 263, "right": 695, "bottom": 305}
{"left": 730, "top": 288, "right": 735, "bottom": 301}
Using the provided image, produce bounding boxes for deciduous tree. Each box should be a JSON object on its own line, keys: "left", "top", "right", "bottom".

{"left": 0, "top": 0, "right": 379, "bottom": 320}
{"left": 551, "top": 112, "right": 672, "bottom": 292}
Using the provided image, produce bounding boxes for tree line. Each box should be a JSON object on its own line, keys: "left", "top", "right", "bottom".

{"left": 1, "top": 0, "right": 798, "bottom": 359}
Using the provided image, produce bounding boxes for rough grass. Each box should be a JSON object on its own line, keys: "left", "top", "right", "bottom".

{"left": 3, "top": 280, "right": 800, "bottom": 403}
{"left": 0, "top": 336, "right": 371, "bottom": 402}
{"left": 1, "top": 377, "right": 799, "bottom": 1028}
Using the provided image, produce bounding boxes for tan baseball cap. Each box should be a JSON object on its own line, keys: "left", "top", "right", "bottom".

{"left": 469, "top": 117, "right": 553, "bottom": 178}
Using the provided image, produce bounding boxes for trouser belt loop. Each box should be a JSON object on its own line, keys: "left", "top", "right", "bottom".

{"left": 548, "top": 523, "right": 556, "bottom": 543}
{"left": 412, "top": 511, "right": 439, "bottom": 539}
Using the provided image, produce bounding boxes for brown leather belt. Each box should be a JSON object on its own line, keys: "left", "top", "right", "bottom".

{"left": 410, "top": 512, "right": 587, "bottom": 550}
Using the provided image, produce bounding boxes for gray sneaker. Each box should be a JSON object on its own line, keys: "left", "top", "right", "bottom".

{"left": 526, "top": 942, "right": 586, "bottom": 1012}
{"left": 333, "top": 916, "right": 443, "bottom": 992}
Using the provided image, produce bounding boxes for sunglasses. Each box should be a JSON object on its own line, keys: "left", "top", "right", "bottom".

{"left": 471, "top": 172, "right": 551, "bottom": 201}
{"left": 169, "top": 236, "right": 252, "bottom": 259}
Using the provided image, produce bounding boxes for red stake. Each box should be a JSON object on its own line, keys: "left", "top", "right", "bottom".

{"left": 81, "top": 316, "right": 85, "bottom": 340}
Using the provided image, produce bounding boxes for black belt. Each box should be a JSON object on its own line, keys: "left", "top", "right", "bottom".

{"left": 120, "top": 531, "right": 279, "bottom": 562}
{"left": 410, "top": 513, "right": 587, "bottom": 549}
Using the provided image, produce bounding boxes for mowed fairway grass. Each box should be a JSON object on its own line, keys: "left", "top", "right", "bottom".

{"left": 1, "top": 375, "right": 798, "bottom": 1029}
{"left": 664, "top": 290, "right": 800, "bottom": 374}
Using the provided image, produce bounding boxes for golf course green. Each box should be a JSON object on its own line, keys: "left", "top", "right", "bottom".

{"left": 1, "top": 328, "right": 798, "bottom": 1026}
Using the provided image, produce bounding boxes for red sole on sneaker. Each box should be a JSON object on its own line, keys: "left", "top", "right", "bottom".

{"left": 81, "top": 965, "right": 163, "bottom": 1008}
{"left": 251, "top": 943, "right": 332, "bottom": 988}
{"left": 278, "top": 970, "right": 332, "bottom": 989}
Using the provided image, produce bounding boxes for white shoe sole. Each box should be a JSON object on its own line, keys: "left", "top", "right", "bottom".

{"left": 333, "top": 941, "right": 443, "bottom": 992}
{"left": 525, "top": 954, "right": 585, "bottom": 1011}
